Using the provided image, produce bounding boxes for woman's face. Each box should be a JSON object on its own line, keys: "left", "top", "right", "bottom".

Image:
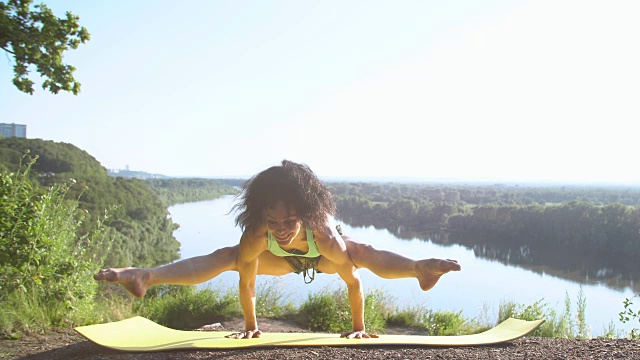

{"left": 264, "top": 201, "right": 303, "bottom": 247}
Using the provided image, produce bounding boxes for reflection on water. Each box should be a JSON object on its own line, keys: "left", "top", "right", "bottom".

{"left": 365, "top": 222, "right": 640, "bottom": 293}
{"left": 172, "top": 198, "right": 638, "bottom": 337}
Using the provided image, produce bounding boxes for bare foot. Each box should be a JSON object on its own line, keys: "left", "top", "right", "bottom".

{"left": 94, "top": 267, "right": 151, "bottom": 298}
{"left": 416, "top": 258, "right": 461, "bottom": 291}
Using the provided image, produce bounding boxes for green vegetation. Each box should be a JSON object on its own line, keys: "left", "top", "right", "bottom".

{"left": 253, "top": 279, "right": 297, "bottom": 319}
{"left": 107, "top": 169, "right": 169, "bottom": 180}
{"left": 1, "top": 138, "right": 638, "bottom": 339}
{"left": 145, "top": 178, "right": 238, "bottom": 206}
{"left": 330, "top": 182, "right": 640, "bottom": 338}
{"left": 0, "top": 139, "right": 237, "bottom": 337}
{"left": 1, "top": 0, "right": 90, "bottom": 95}
{"left": 298, "top": 288, "right": 389, "bottom": 333}
{"left": 0, "top": 138, "right": 182, "bottom": 268}
{"left": 620, "top": 295, "right": 640, "bottom": 339}
{"left": 496, "top": 291, "right": 589, "bottom": 339}
{"left": 0, "top": 159, "right": 634, "bottom": 339}
{"left": 387, "top": 307, "right": 475, "bottom": 335}
{"left": 85, "top": 283, "right": 628, "bottom": 339}
{"left": 133, "top": 285, "right": 241, "bottom": 330}
{"left": 331, "top": 182, "right": 640, "bottom": 272}
{"left": 0, "top": 138, "right": 106, "bottom": 178}
{"left": 0, "top": 156, "right": 109, "bottom": 337}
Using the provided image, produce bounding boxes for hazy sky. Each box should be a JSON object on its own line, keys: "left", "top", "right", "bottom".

{"left": 1, "top": 1, "right": 638, "bottom": 184}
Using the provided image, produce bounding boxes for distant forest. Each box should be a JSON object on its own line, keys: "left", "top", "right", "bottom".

{"left": 0, "top": 138, "right": 236, "bottom": 269}
{"left": 329, "top": 182, "right": 640, "bottom": 262}
{"left": 145, "top": 178, "right": 239, "bottom": 206}
{"left": 2, "top": 137, "right": 639, "bottom": 274}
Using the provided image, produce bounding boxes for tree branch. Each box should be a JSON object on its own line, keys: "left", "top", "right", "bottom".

{"left": 1, "top": 45, "right": 15, "bottom": 55}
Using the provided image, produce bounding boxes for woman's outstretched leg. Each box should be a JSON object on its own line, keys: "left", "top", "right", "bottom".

{"left": 94, "top": 246, "right": 239, "bottom": 297}
{"left": 343, "top": 236, "right": 461, "bottom": 291}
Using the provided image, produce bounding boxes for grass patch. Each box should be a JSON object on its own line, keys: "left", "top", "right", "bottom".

{"left": 298, "top": 287, "right": 389, "bottom": 333}
{"left": 133, "top": 285, "right": 241, "bottom": 329}
{"left": 387, "top": 306, "right": 481, "bottom": 335}
{"left": 0, "top": 156, "right": 111, "bottom": 337}
{"left": 255, "top": 278, "right": 296, "bottom": 319}
{"left": 4, "top": 281, "right": 628, "bottom": 340}
{"left": 495, "top": 287, "right": 594, "bottom": 339}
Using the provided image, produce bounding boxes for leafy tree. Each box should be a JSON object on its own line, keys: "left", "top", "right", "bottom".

{"left": 0, "top": 155, "right": 108, "bottom": 303}
{"left": 0, "top": 138, "right": 182, "bottom": 268}
{"left": 0, "top": 0, "right": 90, "bottom": 95}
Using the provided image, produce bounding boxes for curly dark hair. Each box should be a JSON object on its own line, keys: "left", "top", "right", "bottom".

{"left": 233, "top": 160, "right": 336, "bottom": 232}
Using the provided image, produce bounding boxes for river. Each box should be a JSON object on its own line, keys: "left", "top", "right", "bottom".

{"left": 169, "top": 196, "right": 637, "bottom": 336}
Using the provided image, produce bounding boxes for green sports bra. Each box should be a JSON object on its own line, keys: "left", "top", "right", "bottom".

{"left": 267, "top": 228, "right": 321, "bottom": 258}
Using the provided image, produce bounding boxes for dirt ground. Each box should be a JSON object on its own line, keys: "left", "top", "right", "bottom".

{"left": 1, "top": 317, "right": 639, "bottom": 360}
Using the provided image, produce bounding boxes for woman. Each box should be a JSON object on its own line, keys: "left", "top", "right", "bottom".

{"left": 94, "top": 160, "right": 461, "bottom": 339}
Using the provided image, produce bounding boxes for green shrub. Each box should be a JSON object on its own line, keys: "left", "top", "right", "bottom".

{"left": 498, "top": 298, "right": 558, "bottom": 337}
{"left": 556, "top": 291, "right": 574, "bottom": 338}
{"left": 601, "top": 320, "right": 623, "bottom": 339}
{"left": 0, "top": 155, "right": 110, "bottom": 335}
{"left": 386, "top": 307, "right": 422, "bottom": 328}
{"left": 134, "top": 285, "right": 241, "bottom": 329}
{"left": 619, "top": 295, "right": 639, "bottom": 339}
{"left": 387, "top": 305, "right": 484, "bottom": 335}
{"left": 496, "top": 289, "right": 594, "bottom": 339}
{"left": 362, "top": 289, "right": 390, "bottom": 333}
{"left": 421, "top": 309, "right": 469, "bottom": 336}
{"left": 299, "top": 288, "right": 351, "bottom": 333}
{"left": 298, "top": 287, "right": 388, "bottom": 333}
{"left": 255, "top": 279, "right": 296, "bottom": 319}
{"left": 574, "top": 286, "right": 589, "bottom": 339}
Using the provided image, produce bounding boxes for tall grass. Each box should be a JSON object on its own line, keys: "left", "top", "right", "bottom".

{"left": 575, "top": 286, "right": 590, "bottom": 339}
{"left": 0, "top": 155, "right": 110, "bottom": 337}
{"left": 387, "top": 306, "right": 480, "bottom": 335}
{"left": 89, "top": 285, "right": 613, "bottom": 339}
{"left": 254, "top": 278, "right": 296, "bottom": 319}
{"left": 495, "top": 287, "right": 591, "bottom": 339}
{"left": 297, "top": 287, "right": 390, "bottom": 333}
{"left": 133, "top": 285, "right": 241, "bottom": 329}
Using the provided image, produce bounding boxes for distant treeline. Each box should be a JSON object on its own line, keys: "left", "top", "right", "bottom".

{"left": 3, "top": 137, "right": 638, "bottom": 267}
{"left": 108, "top": 168, "right": 169, "bottom": 179}
{"left": 211, "top": 178, "right": 246, "bottom": 188}
{"left": 145, "top": 178, "right": 238, "bottom": 206}
{"left": 329, "top": 182, "right": 640, "bottom": 259}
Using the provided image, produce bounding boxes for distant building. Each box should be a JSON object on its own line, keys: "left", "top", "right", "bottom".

{"left": 0, "top": 123, "right": 27, "bottom": 138}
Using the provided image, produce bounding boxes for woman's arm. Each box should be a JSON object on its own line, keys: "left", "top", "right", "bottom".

{"left": 314, "top": 222, "right": 377, "bottom": 338}
{"left": 226, "top": 230, "right": 267, "bottom": 339}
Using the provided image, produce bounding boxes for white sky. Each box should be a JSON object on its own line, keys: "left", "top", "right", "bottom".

{"left": 1, "top": 1, "right": 638, "bottom": 184}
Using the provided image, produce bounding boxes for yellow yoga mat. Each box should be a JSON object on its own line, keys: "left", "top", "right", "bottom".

{"left": 75, "top": 316, "right": 544, "bottom": 351}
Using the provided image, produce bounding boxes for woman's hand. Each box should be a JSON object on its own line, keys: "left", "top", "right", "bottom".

{"left": 225, "top": 329, "right": 263, "bottom": 339}
{"left": 340, "top": 330, "right": 379, "bottom": 339}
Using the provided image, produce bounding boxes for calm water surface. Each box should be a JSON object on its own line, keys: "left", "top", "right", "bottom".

{"left": 169, "top": 196, "right": 636, "bottom": 336}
